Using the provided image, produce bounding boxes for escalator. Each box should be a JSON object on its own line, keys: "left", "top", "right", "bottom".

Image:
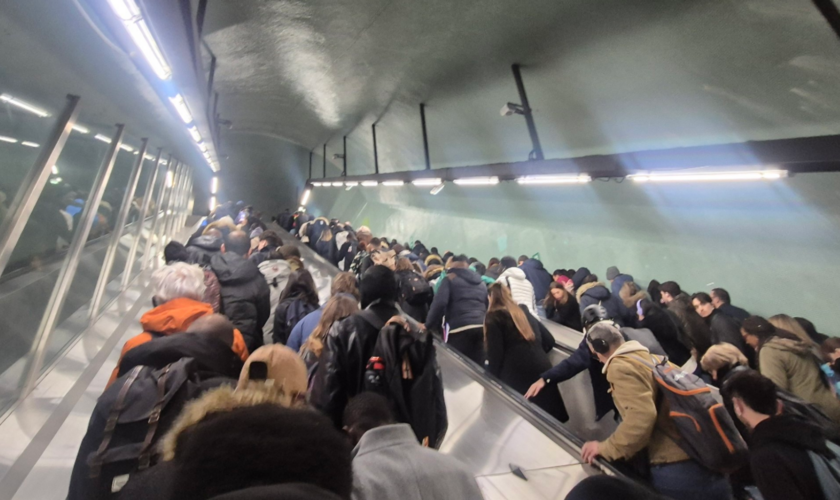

{"left": 275, "top": 226, "right": 623, "bottom": 499}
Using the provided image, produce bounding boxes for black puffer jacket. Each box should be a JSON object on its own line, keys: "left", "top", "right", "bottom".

{"left": 708, "top": 309, "right": 754, "bottom": 366}
{"left": 186, "top": 235, "right": 222, "bottom": 267}
{"left": 426, "top": 268, "right": 488, "bottom": 332}
{"left": 667, "top": 292, "right": 712, "bottom": 357}
{"left": 640, "top": 306, "right": 692, "bottom": 366}
{"left": 210, "top": 253, "right": 271, "bottom": 352}
{"left": 310, "top": 302, "right": 400, "bottom": 426}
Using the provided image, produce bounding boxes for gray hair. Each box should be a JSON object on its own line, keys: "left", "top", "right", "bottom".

{"left": 152, "top": 262, "right": 206, "bottom": 303}
{"left": 587, "top": 322, "right": 624, "bottom": 349}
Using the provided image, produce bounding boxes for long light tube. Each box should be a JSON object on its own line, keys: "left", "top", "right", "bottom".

{"left": 209, "top": 196, "right": 216, "bottom": 211}
{"left": 0, "top": 135, "right": 18, "bottom": 144}
{"left": 51, "top": 165, "right": 59, "bottom": 175}
{"left": 21, "top": 141, "right": 39, "bottom": 148}
{"left": 631, "top": 170, "right": 788, "bottom": 183}
{"left": 412, "top": 178, "right": 442, "bottom": 186}
{"left": 453, "top": 176, "right": 499, "bottom": 186}
{"left": 361, "top": 180, "right": 378, "bottom": 187}
{"left": 119, "top": 144, "right": 134, "bottom": 152}
{"left": 166, "top": 170, "right": 174, "bottom": 187}
{"left": 107, "top": 0, "right": 172, "bottom": 80}
{"left": 71, "top": 124, "right": 90, "bottom": 134}
{"left": 331, "top": 182, "right": 344, "bottom": 187}
{"left": 516, "top": 174, "right": 592, "bottom": 185}
{"left": 211, "top": 177, "right": 218, "bottom": 194}
{"left": 345, "top": 181, "right": 359, "bottom": 187}
{"left": 382, "top": 180, "right": 405, "bottom": 186}
{"left": 188, "top": 126, "right": 202, "bottom": 143}
{"left": 311, "top": 182, "right": 323, "bottom": 187}
{"left": 300, "top": 189, "right": 311, "bottom": 205}
{"left": 169, "top": 94, "right": 193, "bottom": 123}
{"left": 94, "top": 134, "right": 112, "bottom": 143}
{"left": 0, "top": 94, "right": 50, "bottom": 117}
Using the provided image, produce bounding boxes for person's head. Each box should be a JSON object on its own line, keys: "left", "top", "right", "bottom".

{"left": 425, "top": 254, "right": 443, "bottom": 267}
{"left": 442, "top": 251, "right": 454, "bottom": 263}
{"left": 186, "top": 314, "right": 235, "bottom": 347}
{"left": 472, "top": 262, "right": 486, "bottom": 276}
{"left": 710, "top": 288, "right": 731, "bottom": 308}
{"left": 499, "top": 256, "right": 517, "bottom": 271}
{"left": 488, "top": 257, "right": 500, "bottom": 268}
{"left": 305, "top": 294, "right": 359, "bottom": 353}
{"left": 151, "top": 262, "right": 206, "bottom": 305}
{"left": 517, "top": 255, "right": 529, "bottom": 266}
{"left": 821, "top": 337, "right": 840, "bottom": 364}
{"left": 356, "top": 226, "right": 372, "bottom": 243}
{"left": 449, "top": 254, "right": 470, "bottom": 269}
{"left": 658, "top": 281, "right": 681, "bottom": 304}
{"left": 638, "top": 298, "right": 661, "bottom": 322}
{"left": 342, "top": 392, "right": 395, "bottom": 446}
{"left": 725, "top": 371, "right": 782, "bottom": 430}
{"left": 204, "top": 227, "right": 223, "bottom": 240}
{"left": 395, "top": 257, "right": 413, "bottom": 272}
{"left": 487, "top": 282, "right": 535, "bottom": 342}
{"left": 740, "top": 315, "right": 800, "bottom": 350}
{"left": 700, "top": 343, "right": 749, "bottom": 381}
{"left": 605, "top": 266, "right": 620, "bottom": 282}
{"left": 164, "top": 241, "right": 190, "bottom": 264}
{"left": 796, "top": 317, "right": 824, "bottom": 344}
{"left": 691, "top": 292, "right": 715, "bottom": 318}
{"left": 278, "top": 244, "right": 301, "bottom": 260}
{"left": 222, "top": 230, "right": 251, "bottom": 257}
{"left": 258, "top": 230, "right": 283, "bottom": 251}
{"left": 768, "top": 314, "right": 813, "bottom": 344}
{"left": 237, "top": 344, "right": 309, "bottom": 400}
{"left": 547, "top": 281, "right": 570, "bottom": 306}
{"left": 581, "top": 274, "right": 598, "bottom": 286}
{"left": 330, "top": 272, "right": 360, "bottom": 301}
{"left": 279, "top": 269, "right": 319, "bottom": 306}
{"left": 360, "top": 265, "right": 398, "bottom": 308}
{"left": 647, "top": 279, "right": 662, "bottom": 304}
{"left": 170, "top": 405, "right": 352, "bottom": 500}
{"left": 369, "top": 237, "right": 381, "bottom": 250}
{"left": 430, "top": 247, "right": 439, "bottom": 256}
{"left": 581, "top": 304, "right": 611, "bottom": 332}
{"left": 586, "top": 322, "right": 625, "bottom": 362}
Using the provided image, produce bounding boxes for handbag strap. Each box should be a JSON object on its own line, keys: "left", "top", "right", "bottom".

{"left": 90, "top": 366, "right": 143, "bottom": 478}
{"left": 138, "top": 364, "right": 171, "bottom": 470}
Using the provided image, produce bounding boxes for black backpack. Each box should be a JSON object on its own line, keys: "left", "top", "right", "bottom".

{"left": 400, "top": 272, "right": 433, "bottom": 306}
{"left": 286, "top": 299, "right": 318, "bottom": 334}
{"left": 67, "top": 358, "right": 206, "bottom": 500}
{"left": 362, "top": 312, "right": 448, "bottom": 448}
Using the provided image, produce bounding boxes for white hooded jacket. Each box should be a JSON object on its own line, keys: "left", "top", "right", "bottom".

{"left": 496, "top": 267, "right": 538, "bottom": 316}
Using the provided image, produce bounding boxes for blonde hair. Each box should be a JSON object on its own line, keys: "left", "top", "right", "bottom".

{"left": 301, "top": 294, "right": 359, "bottom": 358}
{"left": 768, "top": 314, "right": 813, "bottom": 345}
{"left": 486, "top": 282, "right": 534, "bottom": 341}
{"left": 395, "top": 257, "right": 413, "bottom": 272}
{"left": 700, "top": 343, "right": 748, "bottom": 373}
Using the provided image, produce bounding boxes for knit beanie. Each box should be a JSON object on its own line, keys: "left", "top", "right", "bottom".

{"left": 606, "top": 266, "right": 620, "bottom": 281}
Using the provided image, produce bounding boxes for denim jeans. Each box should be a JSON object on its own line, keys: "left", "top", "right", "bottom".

{"left": 650, "top": 460, "right": 732, "bottom": 500}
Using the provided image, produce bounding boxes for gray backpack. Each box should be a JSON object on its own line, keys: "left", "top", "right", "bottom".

{"left": 630, "top": 353, "right": 748, "bottom": 473}
{"left": 810, "top": 440, "right": 840, "bottom": 500}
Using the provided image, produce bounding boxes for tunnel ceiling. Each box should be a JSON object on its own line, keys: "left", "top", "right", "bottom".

{"left": 204, "top": 0, "right": 840, "bottom": 168}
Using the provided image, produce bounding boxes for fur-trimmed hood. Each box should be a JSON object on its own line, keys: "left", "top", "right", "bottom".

{"left": 576, "top": 281, "right": 610, "bottom": 302}
{"left": 619, "top": 281, "right": 650, "bottom": 309}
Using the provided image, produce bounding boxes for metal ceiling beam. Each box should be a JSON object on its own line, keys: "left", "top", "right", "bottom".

{"left": 512, "top": 64, "right": 544, "bottom": 161}
{"left": 813, "top": 0, "right": 840, "bottom": 41}
{"left": 372, "top": 123, "right": 379, "bottom": 174}
{"left": 420, "top": 104, "right": 431, "bottom": 170}
{"left": 305, "top": 134, "right": 840, "bottom": 185}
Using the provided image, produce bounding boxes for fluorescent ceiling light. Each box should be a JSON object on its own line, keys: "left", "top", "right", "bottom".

{"left": 50, "top": 177, "right": 63, "bottom": 185}
{"left": 165, "top": 171, "right": 174, "bottom": 187}
{"left": 516, "top": 174, "right": 592, "bottom": 185}
{"left": 298, "top": 206, "right": 306, "bottom": 212}
{"left": 0, "top": 135, "right": 18, "bottom": 144}
{"left": 188, "top": 126, "right": 202, "bottom": 143}
{"left": 211, "top": 177, "right": 218, "bottom": 194}
{"left": 71, "top": 124, "right": 90, "bottom": 134}
{"left": 209, "top": 196, "right": 216, "bottom": 211}
{"left": 144, "top": 153, "right": 155, "bottom": 161}
{"left": 361, "top": 180, "right": 378, "bottom": 187}
{"left": 51, "top": 165, "right": 59, "bottom": 175}
{"left": 412, "top": 178, "right": 442, "bottom": 186}
{"left": 300, "top": 189, "right": 311, "bottom": 205}
{"left": 169, "top": 94, "right": 193, "bottom": 123}
{"left": 311, "top": 182, "right": 323, "bottom": 187}
{"left": 120, "top": 144, "right": 134, "bottom": 152}
{"left": 382, "top": 180, "right": 405, "bottom": 186}
{"left": 95, "top": 134, "right": 112, "bottom": 143}
{"left": 198, "top": 142, "right": 207, "bottom": 152}
{"left": 453, "top": 176, "right": 499, "bottom": 186}
{"left": 430, "top": 184, "right": 445, "bottom": 195}
{"left": 0, "top": 94, "right": 50, "bottom": 117}
{"left": 107, "top": 0, "right": 172, "bottom": 80}
{"left": 630, "top": 170, "right": 788, "bottom": 183}
{"left": 345, "top": 181, "right": 359, "bottom": 187}
{"left": 331, "top": 182, "right": 344, "bottom": 187}
{"left": 21, "top": 141, "right": 39, "bottom": 148}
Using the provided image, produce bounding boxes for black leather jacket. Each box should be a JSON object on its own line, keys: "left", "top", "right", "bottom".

{"left": 310, "top": 301, "right": 400, "bottom": 426}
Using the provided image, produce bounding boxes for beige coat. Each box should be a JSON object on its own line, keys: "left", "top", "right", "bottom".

{"left": 599, "top": 341, "right": 690, "bottom": 465}
{"left": 760, "top": 338, "right": 840, "bottom": 423}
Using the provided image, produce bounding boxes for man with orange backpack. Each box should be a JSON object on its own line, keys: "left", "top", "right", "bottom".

{"left": 579, "top": 323, "right": 735, "bottom": 500}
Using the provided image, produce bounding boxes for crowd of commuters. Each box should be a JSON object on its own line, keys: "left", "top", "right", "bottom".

{"left": 67, "top": 203, "right": 840, "bottom": 500}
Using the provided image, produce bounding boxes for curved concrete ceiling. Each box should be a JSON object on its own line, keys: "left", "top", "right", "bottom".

{"left": 204, "top": 0, "right": 840, "bottom": 177}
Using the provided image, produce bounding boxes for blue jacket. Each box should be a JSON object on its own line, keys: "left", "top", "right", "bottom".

{"left": 576, "top": 282, "right": 625, "bottom": 327}
{"left": 519, "top": 259, "right": 553, "bottom": 301}
{"left": 426, "top": 267, "right": 488, "bottom": 331}
{"left": 610, "top": 273, "right": 636, "bottom": 324}
{"left": 286, "top": 306, "right": 324, "bottom": 352}
{"left": 540, "top": 338, "right": 615, "bottom": 421}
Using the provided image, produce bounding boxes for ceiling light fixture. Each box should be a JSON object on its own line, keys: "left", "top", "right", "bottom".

{"left": 0, "top": 135, "right": 18, "bottom": 144}
{"left": 500, "top": 102, "right": 526, "bottom": 117}
{"left": 106, "top": 0, "right": 172, "bottom": 80}
{"left": 211, "top": 177, "right": 218, "bottom": 194}
{"left": 382, "top": 180, "right": 405, "bottom": 186}
{"left": 300, "top": 189, "right": 311, "bottom": 205}
{"left": 361, "top": 180, "right": 378, "bottom": 187}
{"left": 453, "top": 176, "right": 499, "bottom": 186}
{"left": 209, "top": 196, "right": 216, "bottom": 211}
{"left": 515, "top": 174, "right": 592, "bottom": 185}
{"left": 331, "top": 182, "right": 344, "bottom": 187}
{"left": 94, "top": 134, "right": 112, "bottom": 144}
{"left": 0, "top": 94, "right": 50, "bottom": 117}
{"left": 412, "top": 178, "right": 442, "bottom": 186}
{"left": 188, "top": 126, "right": 202, "bottom": 143}
{"left": 51, "top": 165, "right": 59, "bottom": 175}
{"left": 165, "top": 170, "right": 174, "bottom": 187}
{"left": 630, "top": 170, "right": 788, "bottom": 183}
{"left": 21, "top": 141, "right": 39, "bottom": 148}
{"left": 345, "top": 181, "right": 359, "bottom": 187}
{"left": 119, "top": 144, "right": 134, "bottom": 152}
{"left": 169, "top": 94, "right": 193, "bottom": 123}
{"left": 311, "top": 182, "right": 323, "bottom": 187}
{"left": 71, "top": 124, "right": 90, "bottom": 134}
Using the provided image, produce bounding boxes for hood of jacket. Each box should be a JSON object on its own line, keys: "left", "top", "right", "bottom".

{"left": 189, "top": 235, "right": 222, "bottom": 252}
{"left": 447, "top": 266, "right": 484, "bottom": 286}
{"left": 603, "top": 340, "right": 650, "bottom": 373}
{"left": 611, "top": 274, "right": 634, "bottom": 296}
{"left": 140, "top": 297, "right": 212, "bottom": 335}
{"left": 576, "top": 281, "right": 611, "bottom": 301}
{"left": 762, "top": 337, "right": 815, "bottom": 358}
{"left": 751, "top": 414, "right": 830, "bottom": 454}
{"left": 520, "top": 258, "right": 547, "bottom": 273}
{"left": 258, "top": 259, "right": 292, "bottom": 284}
{"left": 499, "top": 266, "right": 528, "bottom": 282}
{"left": 211, "top": 252, "right": 263, "bottom": 285}
{"left": 571, "top": 267, "right": 591, "bottom": 289}
{"left": 619, "top": 281, "right": 649, "bottom": 309}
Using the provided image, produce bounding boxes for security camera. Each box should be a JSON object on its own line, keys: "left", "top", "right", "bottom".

{"left": 500, "top": 102, "right": 526, "bottom": 117}
{"left": 332, "top": 153, "right": 345, "bottom": 160}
